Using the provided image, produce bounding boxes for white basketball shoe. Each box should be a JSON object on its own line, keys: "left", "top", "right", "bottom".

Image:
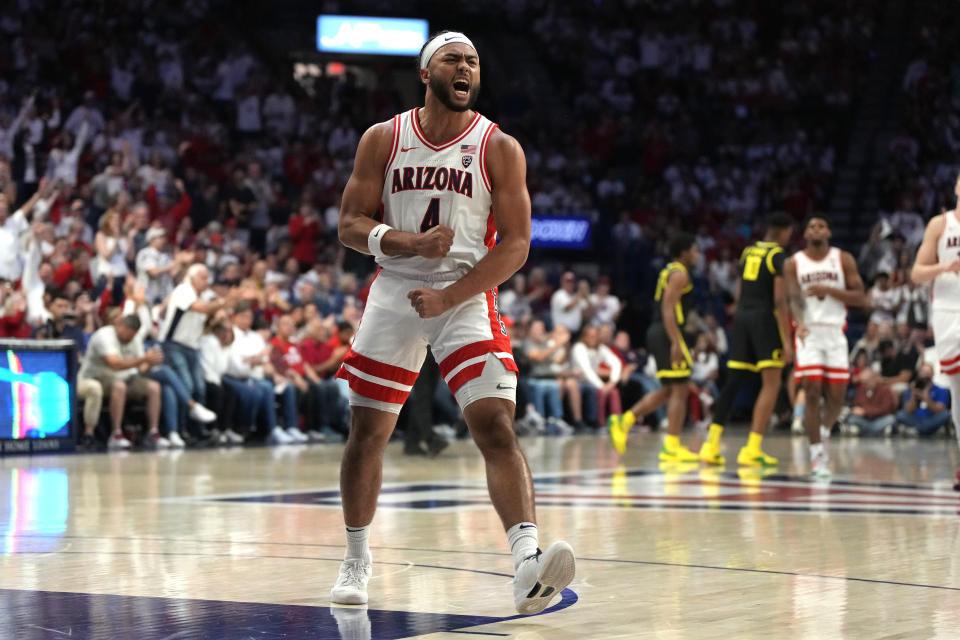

{"left": 331, "top": 557, "right": 372, "bottom": 605}
{"left": 811, "top": 449, "right": 831, "bottom": 478}
{"left": 513, "top": 541, "right": 576, "bottom": 615}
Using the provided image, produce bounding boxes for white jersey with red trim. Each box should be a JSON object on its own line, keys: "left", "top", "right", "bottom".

{"left": 933, "top": 210, "right": 960, "bottom": 311}
{"left": 378, "top": 108, "right": 497, "bottom": 279}
{"left": 794, "top": 247, "right": 847, "bottom": 328}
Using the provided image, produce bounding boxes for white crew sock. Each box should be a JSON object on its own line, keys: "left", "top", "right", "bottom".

{"left": 810, "top": 442, "right": 824, "bottom": 459}
{"left": 507, "top": 522, "right": 539, "bottom": 569}
{"left": 345, "top": 525, "right": 371, "bottom": 564}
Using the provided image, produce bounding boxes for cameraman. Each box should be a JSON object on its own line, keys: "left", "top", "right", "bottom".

{"left": 896, "top": 363, "right": 951, "bottom": 436}
{"left": 32, "top": 289, "right": 102, "bottom": 450}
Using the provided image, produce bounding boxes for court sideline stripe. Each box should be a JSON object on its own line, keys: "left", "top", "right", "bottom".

{"left": 8, "top": 534, "right": 959, "bottom": 593}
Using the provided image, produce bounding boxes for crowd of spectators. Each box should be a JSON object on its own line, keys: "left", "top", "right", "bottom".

{"left": 0, "top": 0, "right": 954, "bottom": 452}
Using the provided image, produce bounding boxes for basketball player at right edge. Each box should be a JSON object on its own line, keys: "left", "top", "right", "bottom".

{"left": 784, "top": 215, "right": 866, "bottom": 477}
{"left": 911, "top": 182, "right": 960, "bottom": 491}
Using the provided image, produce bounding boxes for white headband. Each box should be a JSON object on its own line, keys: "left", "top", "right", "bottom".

{"left": 419, "top": 32, "right": 477, "bottom": 70}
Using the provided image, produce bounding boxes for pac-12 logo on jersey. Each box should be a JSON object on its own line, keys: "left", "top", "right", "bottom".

{"left": 461, "top": 143, "right": 476, "bottom": 169}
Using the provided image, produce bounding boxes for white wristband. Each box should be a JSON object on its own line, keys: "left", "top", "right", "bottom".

{"left": 367, "top": 223, "right": 393, "bottom": 259}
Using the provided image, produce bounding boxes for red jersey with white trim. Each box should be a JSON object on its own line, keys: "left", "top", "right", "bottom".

{"left": 794, "top": 247, "right": 847, "bottom": 328}
{"left": 933, "top": 210, "right": 960, "bottom": 311}
{"left": 379, "top": 108, "right": 497, "bottom": 278}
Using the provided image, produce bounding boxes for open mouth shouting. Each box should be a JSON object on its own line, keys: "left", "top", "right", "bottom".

{"left": 453, "top": 78, "right": 470, "bottom": 99}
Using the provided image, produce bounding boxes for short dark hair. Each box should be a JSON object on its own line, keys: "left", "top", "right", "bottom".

{"left": 234, "top": 300, "right": 254, "bottom": 314}
{"left": 766, "top": 211, "right": 795, "bottom": 232}
{"left": 47, "top": 286, "right": 68, "bottom": 303}
{"left": 337, "top": 321, "right": 354, "bottom": 333}
{"left": 802, "top": 213, "right": 831, "bottom": 231}
{"left": 668, "top": 232, "right": 696, "bottom": 259}
{"left": 119, "top": 314, "right": 141, "bottom": 331}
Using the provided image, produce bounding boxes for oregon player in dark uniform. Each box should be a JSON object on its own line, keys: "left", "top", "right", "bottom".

{"left": 698, "top": 212, "right": 795, "bottom": 467}
{"left": 609, "top": 233, "right": 700, "bottom": 461}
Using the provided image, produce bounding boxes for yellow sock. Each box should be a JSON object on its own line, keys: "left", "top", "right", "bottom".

{"left": 664, "top": 434, "right": 680, "bottom": 450}
{"left": 747, "top": 432, "right": 763, "bottom": 450}
{"left": 707, "top": 423, "right": 723, "bottom": 446}
{"left": 622, "top": 410, "right": 637, "bottom": 430}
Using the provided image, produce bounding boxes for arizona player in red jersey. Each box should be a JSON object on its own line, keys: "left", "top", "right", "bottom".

{"left": 329, "top": 30, "right": 575, "bottom": 612}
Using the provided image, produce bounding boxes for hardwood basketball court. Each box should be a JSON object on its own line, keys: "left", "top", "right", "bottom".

{"left": 1, "top": 431, "right": 958, "bottom": 639}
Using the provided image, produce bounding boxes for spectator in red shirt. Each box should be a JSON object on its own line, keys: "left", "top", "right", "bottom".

{"left": 53, "top": 248, "right": 94, "bottom": 291}
{"left": 270, "top": 313, "right": 324, "bottom": 441}
{"left": 300, "top": 318, "right": 352, "bottom": 438}
{"left": 289, "top": 203, "right": 321, "bottom": 268}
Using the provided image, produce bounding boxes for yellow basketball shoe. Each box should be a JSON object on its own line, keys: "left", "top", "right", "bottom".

{"left": 608, "top": 413, "right": 631, "bottom": 455}
{"left": 659, "top": 435, "right": 700, "bottom": 463}
{"left": 698, "top": 440, "right": 725, "bottom": 465}
{"left": 737, "top": 445, "right": 779, "bottom": 467}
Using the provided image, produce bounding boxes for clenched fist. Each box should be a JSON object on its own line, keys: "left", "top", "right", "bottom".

{"left": 408, "top": 288, "right": 452, "bottom": 318}
{"left": 414, "top": 225, "right": 454, "bottom": 259}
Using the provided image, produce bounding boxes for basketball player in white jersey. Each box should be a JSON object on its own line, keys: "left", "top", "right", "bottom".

{"left": 329, "top": 31, "right": 575, "bottom": 613}
{"left": 911, "top": 180, "right": 960, "bottom": 491}
{"left": 784, "top": 215, "right": 865, "bottom": 476}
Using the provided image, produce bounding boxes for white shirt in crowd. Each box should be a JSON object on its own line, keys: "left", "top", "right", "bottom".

{"left": 691, "top": 350, "right": 719, "bottom": 384}
{"left": 136, "top": 246, "right": 175, "bottom": 304}
{"left": 589, "top": 293, "right": 621, "bottom": 325}
{"left": 200, "top": 334, "right": 230, "bottom": 385}
{"left": 228, "top": 326, "right": 267, "bottom": 379}
{"left": 570, "top": 342, "right": 622, "bottom": 389}
{"left": 869, "top": 286, "right": 902, "bottom": 326}
{"left": 160, "top": 282, "right": 211, "bottom": 349}
{"left": 551, "top": 289, "right": 588, "bottom": 332}
{"left": 79, "top": 325, "right": 143, "bottom": 383}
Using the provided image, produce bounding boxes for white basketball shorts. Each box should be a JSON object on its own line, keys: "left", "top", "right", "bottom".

{"left": 794, "top": 324, "right": 849, "bottom": 385}
{"left": 932, "top": 308, "right": 960, "bottom": 375}
{"left": 335, "top": 269, "right": 518, "bottom": 414}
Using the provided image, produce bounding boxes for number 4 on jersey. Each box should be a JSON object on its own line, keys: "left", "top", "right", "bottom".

{"left": 420, "top": 198, "right": 440, "bottom": 232}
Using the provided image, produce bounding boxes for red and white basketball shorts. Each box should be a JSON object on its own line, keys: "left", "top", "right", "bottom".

{"left": 335, "top": 270, "right": 518, "bottom": 414}
{"left": 794, "top": 325, "right": 849, "bottom": 385}
{"left": 932, "top": 309, "right": 960, "bottom": 375}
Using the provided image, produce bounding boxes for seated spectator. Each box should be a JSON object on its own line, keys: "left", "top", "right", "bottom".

{"left": 896, "top": 364, "right": 952, "bottom": 436}
{"left": 78, "top": 314, "right": 164, "bottom": 449}
{"left": 876, "top": 339, "right": 915, "bottom": 395}
{"left": 846, "top": 369, "right": 898, "bottom": 436}
{"left": 33, "top": 290, "right": 103, "bottom": 449}
{"left": 270, "top": 313, "right": 322, "bottom": 442}
{"left": 689, "top": 333, "right": 719, "bottom": 426}
{"left": 300, "top": 318, "right": 351, "bottom": 439}
{"left": 610, "top": 330, "right": 666, "bottom": 429}
{"left": 199, "top": 316, "right": 245, "bottom": 444}
{"left": 570, "top": 324, "right": 622, "bottom": 427}
{"left": 522, "top": 320, "right": 575, "bottom": 434}
{"left": 225, "top": 300, "right": 298, "bottom": 445}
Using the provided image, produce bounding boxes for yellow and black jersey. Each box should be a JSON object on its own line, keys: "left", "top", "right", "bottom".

{"left": 727, "top": 241, "right": 787, "bottom": 372}
{"left": 652, "top": 261, "right": 693, "bottom": 328}
{"left": 736, "top": 241, "right": 785, "bottom": 312}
